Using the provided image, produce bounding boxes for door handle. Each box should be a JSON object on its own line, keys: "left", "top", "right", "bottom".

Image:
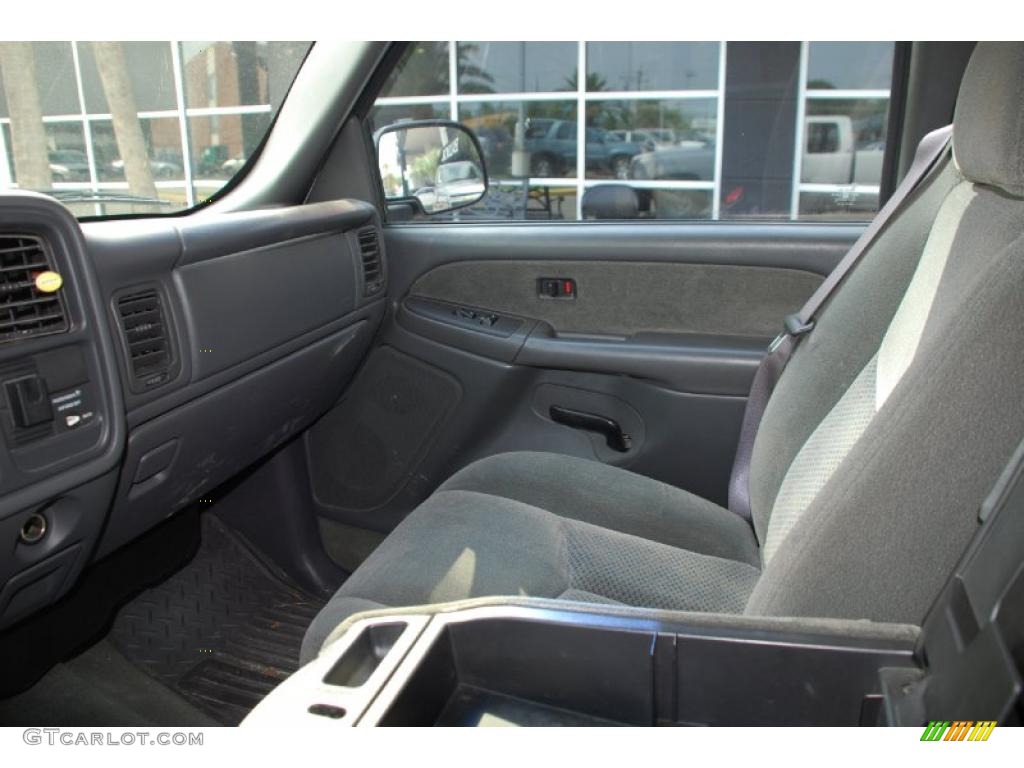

{"left": 549, "top": 405, "right": 632, "bottom": 453}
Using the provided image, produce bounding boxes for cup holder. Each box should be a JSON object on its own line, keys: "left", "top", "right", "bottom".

{"left": 323, "top": 621, "right": 407, "bottom": 688}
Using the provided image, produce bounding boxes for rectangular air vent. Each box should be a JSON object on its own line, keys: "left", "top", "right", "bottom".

{"left": 0, "top": 234, "right": 69, "bottom": 343}
{"left": 357, "top": 227, "right": 384, "bottom": 297}
{"left": 116, "top": 289, "right": 172, "bottom": 388}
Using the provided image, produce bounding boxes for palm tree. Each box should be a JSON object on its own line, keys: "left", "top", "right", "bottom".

{"left": 0, "top": 42, "right": 52, "bottom": 189}
{"left": 92, "top": 42, "right": 157, "bottom": 198}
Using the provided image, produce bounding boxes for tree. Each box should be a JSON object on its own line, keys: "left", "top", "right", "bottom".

{"left": 92, "top": 42, "right": 156, "bottom": 198}
{"left": 0, "top": 42, "right": 52, "bottom": 189}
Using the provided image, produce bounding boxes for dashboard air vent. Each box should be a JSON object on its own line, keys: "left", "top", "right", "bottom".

{"left": 357, "top": 227, "right": 384, "bottom": 297}
{"left": 0, "top": 234, "right": 69, "bottom": 343}
{"left": 116, "top": 289, "right": 172, "bottom": 388}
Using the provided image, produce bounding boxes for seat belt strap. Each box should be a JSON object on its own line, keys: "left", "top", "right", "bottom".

{"left": 727, "top": 124, "right": 953, "bottom": 523}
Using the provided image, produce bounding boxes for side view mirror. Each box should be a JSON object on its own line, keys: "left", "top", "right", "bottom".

{"left": 375, "top": 120, "right": 488, "bottom": 215}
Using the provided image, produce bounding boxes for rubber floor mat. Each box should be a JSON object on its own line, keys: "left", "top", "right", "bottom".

{"left": 108, "top": 514, "right": 325, "bottom": 725}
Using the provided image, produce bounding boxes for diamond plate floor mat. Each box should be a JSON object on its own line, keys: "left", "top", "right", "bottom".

{"left": 108, "top": 514, "right": 325, "bottom": 725}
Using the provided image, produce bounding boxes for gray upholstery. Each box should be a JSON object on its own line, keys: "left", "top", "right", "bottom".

{"left": 440, "top": 451, "right": 759, "bottom": 564}
{"left": 305, "top": 43, "right": 1024, "bottom": 661}
{"left": 953, "top": 42, "right": 1024, "bottom": 198}
{"left": 301, "top": 482, "right": 760, "bottom": 661}
{"left": 749, "top": 179, "right": 1024, "bottom": 621}
{"left": 411, "top": 260, "right": 823, "bottom": 338}
{"left": 760, "top": 177, "right": 977, "bottom": 562}
{"left": 747, "top": 157, "right": 959, "bottom": 542}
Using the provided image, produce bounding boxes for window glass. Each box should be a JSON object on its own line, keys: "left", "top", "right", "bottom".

{"left": 586, "top": 98, "right": 717, "bottom": 182}
{"left": 368, "top": 103, "right": 449, "bottom": 136}
{"left": 370, "top": 41, "right": 893, "bottom": 223}
{"left": 0, "top": 41, "right": 310, "bottom": 217}
{"left": 457, "top": 42, "right": 576, "bottom": 94}
{"left": 379, "top": 42, "right": 449, "bottom": 99}
{"left": 79, "top": 42, "right": 177, "bottom": 113}
{"left": 807, "top": 42, "right": 894, "bottom": 91}
{"left": 44, "top": 124, "right": 88, "bottom": 182}
{"left": 586, "top": 42, "right": 720, "bottom": 91}
{"left": 798, "top": 97, "right": 889, "bottom": 219}
{"left": 91, "top": 117, "right": 184, "bottom": 182}
{"left": 458, "top": 101, "right": 576, "bottom": 178}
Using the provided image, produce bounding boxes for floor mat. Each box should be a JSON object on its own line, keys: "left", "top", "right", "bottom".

{"left": 108, "top": 514, "right": 325, "bottom": 725}
{"left": 0, "top": 640, "right": 215, "bottom": 727}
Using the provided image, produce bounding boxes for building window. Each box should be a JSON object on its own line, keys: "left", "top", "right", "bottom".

{"left": 371, "top": 41, "right": 895, "bottom": 223}
{"left": 0, "top": 41, "right": 310, "bottom": 217}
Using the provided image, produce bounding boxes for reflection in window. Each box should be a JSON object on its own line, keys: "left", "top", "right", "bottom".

{"left": 91, "top": 118, "right": 183, "bottom": 182}
{"left": 587, "top": 98, "right": 717, "bottom": 182}
{"left": 43, "top": 123, "right": 88, "bottom": 182}
{"left": 458, "top": 182, "right": 577, "bottom": 222}
{"left": 368, "top": 103, "right": 448, "bottom": 135}
{"left": 458, "top": 102, "right": 576, "bottom": 178}
{"left": 0, "top": 41, "right": 309, "bottom": 216}
{"left": 79, "top": 42, "right": 176, "bottom": 113}
{"left": 188, "top": 112, "right": 271, "bottom": 181}
{"left": 378, "top": 42, "right": 450, "bottom": 99}
{"left": 586, "top": 42, "right": 720, "bottom": 91}
{"left": 807, "top": 42, "right": 894, "bottom": 91}
{"left": 457, "top": 42, "right": 576, "bottom": 93}
{"left": 370, "top": 41, "right": 893, "bottom": 223}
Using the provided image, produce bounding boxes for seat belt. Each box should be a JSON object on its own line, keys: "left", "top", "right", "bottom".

{"left": 728, "top": 124, "right": 954, "bottom": 523}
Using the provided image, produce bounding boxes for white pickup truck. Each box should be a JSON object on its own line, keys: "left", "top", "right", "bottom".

{"left": 802, "top": 115, "right": 884, "bottom": 186}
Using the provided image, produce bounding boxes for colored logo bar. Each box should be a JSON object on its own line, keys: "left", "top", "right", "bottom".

{"left": 920, "top": 721, "right": 997, "bottom": 741}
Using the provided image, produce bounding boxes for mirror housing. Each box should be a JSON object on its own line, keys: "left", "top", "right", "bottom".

{"left": 375, "top": 120, "right": 488, "bottom": 216}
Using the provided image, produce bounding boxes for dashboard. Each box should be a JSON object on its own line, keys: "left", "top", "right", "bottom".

{"left": 0, "top": 191, "right": 386, "bottom": 630}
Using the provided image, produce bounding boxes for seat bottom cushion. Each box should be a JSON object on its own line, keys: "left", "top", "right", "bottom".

{"left": 301, "top": 453, "right": 761, "bottom": 663}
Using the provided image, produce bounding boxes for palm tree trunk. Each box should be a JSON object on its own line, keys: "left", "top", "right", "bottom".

{"left": 92, "top": 41, "right": 157, "bottom": 198}
{"left": 0, "top": 42, "right": 52, "bottom": 190}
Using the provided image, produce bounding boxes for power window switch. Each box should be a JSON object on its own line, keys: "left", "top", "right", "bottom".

{"left": 538, "top": 277, "right": 576, "bottom": 299}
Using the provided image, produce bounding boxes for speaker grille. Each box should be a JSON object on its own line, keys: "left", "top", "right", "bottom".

{"left": 308, "top": 347, "right": 460, "bottom": 512}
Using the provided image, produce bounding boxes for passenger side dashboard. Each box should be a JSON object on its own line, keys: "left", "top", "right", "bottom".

{"left": 0, "top": 193, "right": 386, "bottom": 630}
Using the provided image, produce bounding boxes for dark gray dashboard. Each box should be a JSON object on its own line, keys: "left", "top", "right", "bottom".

{"left": 0, "top": 194, "right": 387, "bottom": 629}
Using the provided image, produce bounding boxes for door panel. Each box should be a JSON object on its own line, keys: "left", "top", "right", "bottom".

{"left": 306, "top": 222, "right": 861, "bottom": 533}
{"left": 409, "top": 259, "right": 822, "bottom": 339}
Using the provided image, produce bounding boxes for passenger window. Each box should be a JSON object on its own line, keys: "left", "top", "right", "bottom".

{"left": 369, "top": 41, "right": 895, "bottom": 223}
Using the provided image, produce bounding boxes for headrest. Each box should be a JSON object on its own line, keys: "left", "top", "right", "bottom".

{"left": 953, "top": 43, "right": 1024, "bottom": 198}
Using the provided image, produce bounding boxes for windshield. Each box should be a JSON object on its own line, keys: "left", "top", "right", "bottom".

{"left": 0, "top": 41, "right": 311, "bottom": 218}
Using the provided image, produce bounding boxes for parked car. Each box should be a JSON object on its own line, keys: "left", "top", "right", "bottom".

{"left": 108, "top": 156, "right": 183, "bottom": 179}
{"left": 434, "top": 159, "right": 486, "bottom": 210}
{"left": 801, "top": 115, "right": 884, "bottom": 211}
{"left": 608, "top": 128, "right": 678, "bottom": 150}
{"left": 47, "top": 149, "right": 89, "bottom": 181}
{"left": 629, "top": 141, "right": 716, "bottom": 181}
{"left": 220, "top": 156, "right": 247, "bottom": 175}
{"left": 525, "top": 119, "right": 645, "bottom": 178}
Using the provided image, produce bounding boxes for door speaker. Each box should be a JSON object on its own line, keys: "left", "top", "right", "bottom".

{"left": 308, "top": 346, "right": 461, "bottom": 512}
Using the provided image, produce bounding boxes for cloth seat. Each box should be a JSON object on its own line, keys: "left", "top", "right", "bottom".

{"left": 301, "top": 454, "right": 759, "bottom": 661}
{"left": 303, "top": 43, "right": 1024, "bottom": 663}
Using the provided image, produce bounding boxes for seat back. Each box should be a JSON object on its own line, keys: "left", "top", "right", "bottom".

{"left": 746, "top": 42, "right": 1024, "bottom": 624}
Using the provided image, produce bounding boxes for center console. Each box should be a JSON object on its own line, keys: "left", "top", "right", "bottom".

{"left": 244, "top": 600, "right": 921, "bottom": 727}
